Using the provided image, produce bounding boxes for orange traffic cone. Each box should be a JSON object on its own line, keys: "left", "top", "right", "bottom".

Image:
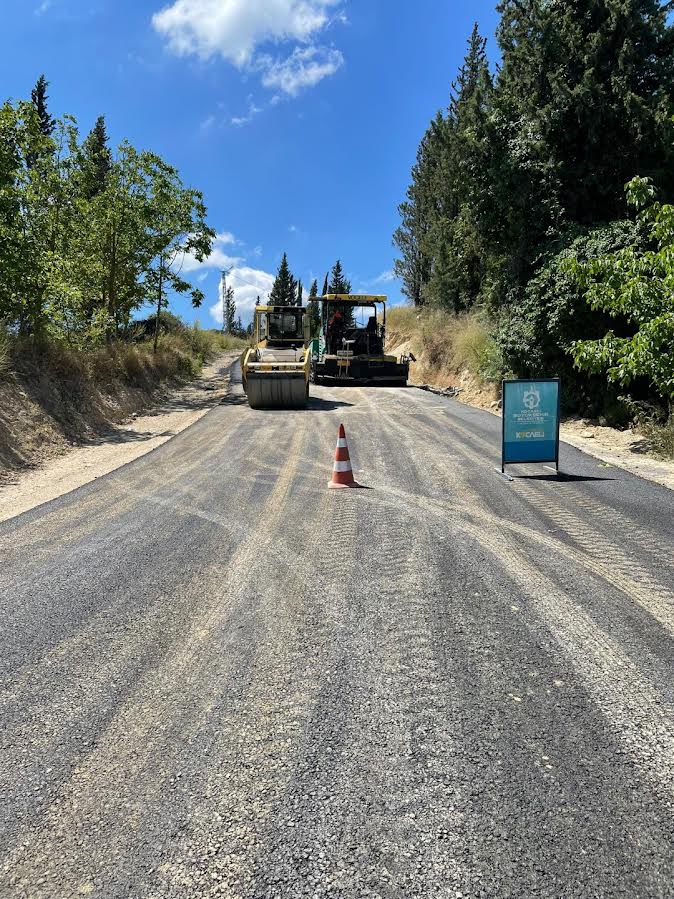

{"left": 328, "top": 424, "right": 363, "bottom": 489}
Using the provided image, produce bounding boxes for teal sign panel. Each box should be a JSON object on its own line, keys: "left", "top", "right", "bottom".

{"left": 502, "top": 379, "right": 560, "bottom": 467}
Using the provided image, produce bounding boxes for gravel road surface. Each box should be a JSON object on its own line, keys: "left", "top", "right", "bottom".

{"left": 1, "top": 369, "right": 672, "bottom": 898}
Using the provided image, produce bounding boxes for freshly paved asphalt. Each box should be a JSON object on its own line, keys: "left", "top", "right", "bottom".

{"left": 0, "top": 370, "right": 672, "bottom": 898}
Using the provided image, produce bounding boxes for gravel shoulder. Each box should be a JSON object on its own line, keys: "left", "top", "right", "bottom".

{"left": 0, "top": 352, "right": 239, "bottom": 523}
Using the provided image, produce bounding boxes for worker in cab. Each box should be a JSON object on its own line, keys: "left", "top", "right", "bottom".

{"left": 327, "top": 310, "right": 345, "bottom": 354}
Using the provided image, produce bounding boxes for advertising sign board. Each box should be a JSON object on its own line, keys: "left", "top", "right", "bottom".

{"left": 502, "top": 379, "right": 561, "bottom": 472}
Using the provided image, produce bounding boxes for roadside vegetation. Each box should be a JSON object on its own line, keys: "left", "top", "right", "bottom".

{"left": 0, "top": 77, "right": 249, "bottom": 474}
{"left": 394, "top": 1, "right": 674, "bottom": 456}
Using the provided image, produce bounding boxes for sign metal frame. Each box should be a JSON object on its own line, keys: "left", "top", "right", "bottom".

{"left": 501, "top": 378, "right": 561, "bottom": 475}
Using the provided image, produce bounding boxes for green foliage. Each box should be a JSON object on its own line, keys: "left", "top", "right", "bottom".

{"left": 269, "top": 252, "right": 297, "bottom": 306}
{"left": 307, "top": 279, "right": 320, "bottom": 336}
{"left": 328, "top": 259, "right": 351, "bottom": 295}
{"left": 571, "top": 179, "right": 674, "bottom": 400}
{"left": 30, "top": 75, "right": 54, "bottom": 139}
{"left": 223, "top": 286, "right": 236, "bottom": 334}
{"left": 0, "top": 84, "right": 214, "bottom": 351}
{"left": 394, "top": 3, "right": 674, "bottom": 413}
{"left": 498, "top": 221, "right": 643, "bottom": 411}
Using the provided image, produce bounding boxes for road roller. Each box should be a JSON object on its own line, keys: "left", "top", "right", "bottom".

{"left": 241, "top": 305, "right": 311, "bottom": 409}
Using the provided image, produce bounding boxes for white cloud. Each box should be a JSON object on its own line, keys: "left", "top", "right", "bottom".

{"left": 35, "top": 0, "right": 52, "bottom": 15}
{"left": 178, "top": 232, "right": 242, "bottom": 273}
{"left": 373, "top": 270, "right": 396, "bottom": 285}
{"left": 231, "top": 99, "right": 263, "bottom": 127}
{"left": 209, "top": 266, "right": 276, "bottom": 323}
{"left": 259, "top": 45, "right": 343, "bottom": 96}
{"left": 152, "top": 0, "right": 345, "bottom": 96}
{"left": 152, "top": 0, "right": 340, "bottom": 65}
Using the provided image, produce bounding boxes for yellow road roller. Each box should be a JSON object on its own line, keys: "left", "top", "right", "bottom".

{"left": 241, "top": 305, "right": 311, "bottom": 409}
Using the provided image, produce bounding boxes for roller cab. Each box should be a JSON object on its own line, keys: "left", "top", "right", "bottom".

{"left": 241, "top": 306, "right": 311, "bottom": 409}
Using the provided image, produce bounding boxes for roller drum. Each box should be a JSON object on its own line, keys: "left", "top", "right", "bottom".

{"left": 246, "top": 373, "right": 308, "bottom": 410}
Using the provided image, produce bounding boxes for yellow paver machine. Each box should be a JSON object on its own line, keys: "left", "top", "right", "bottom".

{"left": 241, "top": 305, "right": 311, "bottom": 409}
{"left": 310, "top": 295, "right": 410, "bottom": 386}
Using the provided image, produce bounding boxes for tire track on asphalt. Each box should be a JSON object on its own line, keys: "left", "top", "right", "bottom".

{"left": 1, "top": 421, "right": 316, "bottom": 897}
{"left": 149, "top": 416, "right": 360, "bottom": 898}
{"left": 359, "top": 398, "right": 674, "bottom": 811}
{"left": 409, "top": 409, "right": 674, "bottom": 641}
{"left": 245, "top": 406, "right": 477, "bottom": 897}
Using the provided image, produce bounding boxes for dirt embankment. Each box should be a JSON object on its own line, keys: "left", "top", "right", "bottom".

{"left": 0, "top": 337, "right": 243, "bottom": 482}
{"left": 0, "top": 352, "right": 240, "bottom": 522}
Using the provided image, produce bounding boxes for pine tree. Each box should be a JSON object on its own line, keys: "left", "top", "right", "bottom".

{"left": 80, "top": 116, "right": 112, "bottom": 199}
{"left": 328, "top": 260, "right": 351, "bottom": 295}
{"left": 307, "top": 279, "right": 320, "bottom": 337}
{"left": 394, "top": 119, "right": 444, "bottom": 306}
{"left": 224, "top": 286, "right": 236, "bottom": 333}
{"left": 31, "top": 75, "right": 54, "bottom": 137}
{"left": 269, "top": 252, "right": 297, "bottom": 306}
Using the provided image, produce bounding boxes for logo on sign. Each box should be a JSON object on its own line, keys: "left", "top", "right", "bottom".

{"left": 523, "top": 387, "right": 541, "bottom": 410}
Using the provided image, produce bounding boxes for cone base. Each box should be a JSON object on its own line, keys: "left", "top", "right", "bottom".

{"left": 328, "top": 480, "right": 364, "bottom": 489}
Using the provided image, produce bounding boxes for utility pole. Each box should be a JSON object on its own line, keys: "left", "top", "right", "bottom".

{"left": 220, "top": 268, "right": 232, "bottom": 334}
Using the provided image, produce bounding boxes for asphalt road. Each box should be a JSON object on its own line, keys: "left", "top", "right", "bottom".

{"left": 1, "top": 369, "right": 673, "bottom": 898}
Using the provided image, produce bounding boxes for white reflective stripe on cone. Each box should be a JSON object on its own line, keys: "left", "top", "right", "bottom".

{"left": 337, "top": 438, "right": 348, "bottom": 448}
{"left": 333, "top": 461, "right": 352, "bottom": 473}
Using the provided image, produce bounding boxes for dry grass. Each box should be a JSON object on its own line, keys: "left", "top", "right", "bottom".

{"left": 0, "top": 325, "right": 11, "bottom": 377}
{"left": 638, "top": 412, "right": 674, "bottom": 459}
{"left": 387, "top": 306, "right": 503, "bottom": 383}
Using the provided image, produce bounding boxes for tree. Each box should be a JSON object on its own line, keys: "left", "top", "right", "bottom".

{"left": 571, "top": 177, "right": 674, "bottom": 401}
{"left": 328, "top": 259, "right": 351, "bottom": 295}
{"left": 321, "top": 273, "right": 329, "bottom": 296}
{"left": 394, "top": 110, "right": 450, "bottom": 307}
{"left": 296, "top": 278, "right": 303, "bottom": 305}
{"left": 138, "top": 153, "right": 214, "bottom": 352}
{"left": 79, "top": 116, "right": 112, "bottom": 199}
{"left": 224, "top": 285, "right": 236, "bottom": 333}
{"left": 31, "top": 75, "right": 54, "bottom": 138}
{"left": 269, "top": 252, "right": 297, "bottom": 306}
{"left": 307, "top": 278, "right": 320, "bottom": 336}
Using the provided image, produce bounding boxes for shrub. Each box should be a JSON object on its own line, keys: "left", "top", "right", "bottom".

{"left": 496, "top": 221, "right": 644, "bottom": 414}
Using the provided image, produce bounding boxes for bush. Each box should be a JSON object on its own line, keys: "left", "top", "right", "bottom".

{"left": 496, "top": 221, "right": 644, "bottom": 415}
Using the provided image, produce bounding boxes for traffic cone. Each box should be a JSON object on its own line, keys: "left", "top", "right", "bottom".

{"left": 328, "top": 424, "right": 363, "bottom": 489}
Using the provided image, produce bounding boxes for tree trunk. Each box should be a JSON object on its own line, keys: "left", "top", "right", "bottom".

{"left": 153, "top": 257, "right": 163, "bottom": 354}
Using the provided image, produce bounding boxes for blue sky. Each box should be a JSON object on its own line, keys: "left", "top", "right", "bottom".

{"left": 1, "top": 0, "right": 500, "bottom": 325}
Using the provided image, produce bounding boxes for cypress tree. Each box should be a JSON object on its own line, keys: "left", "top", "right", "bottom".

{"left": 307, "top": 279, "right": 320, "bottom": 336}
{"left": 80, "top": 116, "right": 112, "bottom": 199}
{"left": 269, "top": 252, "right": 297, "bottom": 306}
{"left": 393, "top": 120, "right": 443, "bottom": 306}
{"left": 296, "top": 279, "right": 303, "bottom": 305}
{"left": 31, "top": 75, "right": 55, "bottom": 137}
{"left": 328, "top": 260, "right": 351, "bottom": 295}
{"left": 321, "top": 273, "right": 329, "bottom": 296}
